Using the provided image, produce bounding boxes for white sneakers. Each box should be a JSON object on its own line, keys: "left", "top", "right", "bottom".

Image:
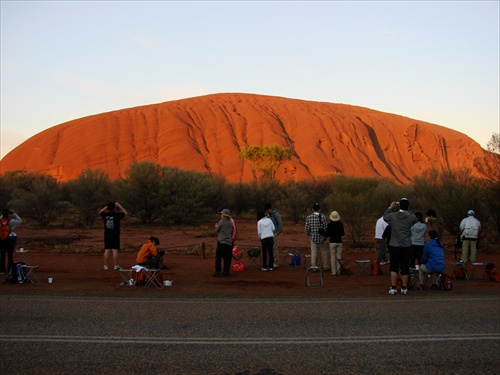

{"left": 389, "top": 287, "right": 408, "bottom": 295}
{"left": 103, "top": 265, "right": 121, "bottom": 271}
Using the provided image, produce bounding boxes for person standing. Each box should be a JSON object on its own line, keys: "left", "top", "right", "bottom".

{"left": 213, "top": 209, "right": 233, "bottom": 277}
{"left": 383, "top": 198, "right": 418, "bottom": 295}
{"left": 229, "top": 213, "right": 237, "bottom": 248}
{"left": 375, "top": 216, "right": 389, "bottom": 265}
{"left": 410, "top": 212, "right": 427, "bottom": 268}
{"left": 459, "top": 210, "right": 481, "bottom": 263}
{"left": 264, "top": 203, "right": 282, "bottom": 268}
{"left": 100, "top": 201, "right": 127, "bottom": 271}
{"left": 305, "top": 203, "right": 329, "bottom": 270}
{"left": 425, "top": 209, "right": 444, "bottom": 242}
{"left": 418, "top": 230, "right": 445, "bottom": 289}
{"left": 257, "top": 210, "right": 275, "bottom": 271}
{"left": 326, "top": 211, "right": 345, "bottom": 275}
{"left": 0, "top": 208, "right": 22, "bottom": 275}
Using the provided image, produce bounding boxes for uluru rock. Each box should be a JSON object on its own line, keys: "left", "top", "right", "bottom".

{"left": 0, "top": 93, "right": 492, "bottom": 184}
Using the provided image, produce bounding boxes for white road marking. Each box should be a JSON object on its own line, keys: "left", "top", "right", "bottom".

{"left": 1, "top": 333, "right": 499, "bottom": 345}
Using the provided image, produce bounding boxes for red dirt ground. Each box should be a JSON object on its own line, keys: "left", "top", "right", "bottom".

{"left": 1, "top": 219, "right": 499, "bottom": 296}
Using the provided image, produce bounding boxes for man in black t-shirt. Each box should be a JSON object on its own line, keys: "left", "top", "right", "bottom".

{"left": 100, "top": 202, "right": 127, "bottom": 271}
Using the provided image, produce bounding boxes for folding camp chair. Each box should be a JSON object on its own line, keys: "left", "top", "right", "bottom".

{"left": 409, "top": 268, "right": 422, "bottom": 291}
{"left": 306, "top": 266, "right": 323, "bottom": 288}
{"left": 470, "top": 262, "right": 489, "bottom": 280}
{"left": 143, "top": 268, "right": 163, "bottom": 290}
{"left": 337, "top": 258, "right": 351, "bottom": 275}
{"left": 354, "top": 260, "right": 371, "bottom": 275}
{"left": 16, "top": 249, "right": 30, "bottom": 265}
{"left": 245, "top": 248, "right": 261, "bottom": 270}
{"left": 115, "top": 268, "right": 136, "bottom": 289}
{"left": 451, "top": 262, "right": 469, "bottom": 281}
{"left": 20, "top": 265, "right": 41, "bottom": 285}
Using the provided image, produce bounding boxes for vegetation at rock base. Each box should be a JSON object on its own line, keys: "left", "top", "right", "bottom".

{"left": 1, "top": 161, "right": 499, "bottom": 244}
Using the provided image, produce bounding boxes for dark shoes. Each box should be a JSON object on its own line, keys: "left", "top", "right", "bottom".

{"left": 212, "top": 272, "right": 230, "bottom": 278}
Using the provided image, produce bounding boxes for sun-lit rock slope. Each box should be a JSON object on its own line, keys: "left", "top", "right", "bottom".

{"left": 0, "top": 93, "right": 491, "bottom": 184}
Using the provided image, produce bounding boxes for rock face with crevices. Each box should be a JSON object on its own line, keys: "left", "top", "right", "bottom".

{"left": 0, "top": 93, "right": 491, "bottom": 184}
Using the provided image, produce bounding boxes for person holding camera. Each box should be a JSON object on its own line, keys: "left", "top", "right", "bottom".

{"left": 383, "top": 198, "right": 418, "bottom": 295}
{"left": 100, "top": 201, "right": 127, "bottom": 271}
{"left": 305, "top": 203, "right": 329, "bottom": 270}
{"left": 0, "top": 208, "right": 22, "bottom": 275}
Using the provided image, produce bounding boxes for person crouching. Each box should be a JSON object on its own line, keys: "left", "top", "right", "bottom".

{"left": 136, "top": 236, "right": 165, "bottom": 269}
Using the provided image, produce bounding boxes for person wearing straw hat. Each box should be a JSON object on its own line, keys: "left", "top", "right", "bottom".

{"left": 326, "top": 211, "right": 345, "bottom": 275}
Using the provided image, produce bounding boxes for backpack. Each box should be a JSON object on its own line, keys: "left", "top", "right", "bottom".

{"left": 289, "top": 253, "right": 301, "bottom": 266}
{"left": 5, "top": 262, "right": 28, "bottom": 284}
{"left": 232, "top": 246, "right": 243, "bottom": 260}
{"left": 0, "top": 219, "right": 11, "bottom": 240}
{"left": 232, "top": 261, "right": 244, "bottom": 272}
{"left": 486, "top": 263, "right": 500, "bottom": 282}
{"left": 454, "top": 266, "right": 466, "bottom": 280}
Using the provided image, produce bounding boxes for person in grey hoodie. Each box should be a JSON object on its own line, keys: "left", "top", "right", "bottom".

{"left": 213, "top": 209, "right": 234, "bottom": 278}
{"left": 383, "top": 198, "right": 418, "bottom": 295}
{"left": 410, "top": 212, "right": 427, "bottom": 268}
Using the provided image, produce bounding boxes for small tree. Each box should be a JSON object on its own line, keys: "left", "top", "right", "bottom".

{"left": 159, "top": 167, "right": 225, "bottom": 225}
{"left": 115, "top": 161, "right": 164, "bottom": 223}
{"left": 9, "top": 172, "right": 66, "bottom": 227}
{"left": 474, "top": 132, "right": 500, "bottom": 183}
{"left": 412, "top": 168, "right": 481, "bottom": 236}
{"left": 65, "top": 168, "right": 111, "bottom": 227}
{"left": 325, "top": 176, "right": 383, "bottom": 244}
{"left": 279, "top": 181, "right": 311, "bottom": 224}
{"left": 0, "top": 174, "right": 13, "bottom": 209}
{"left": 239, "top": 144, "right": 294, "bottom": 180}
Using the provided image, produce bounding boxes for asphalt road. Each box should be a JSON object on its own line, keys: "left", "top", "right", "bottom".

{"left": 1, "top": 293, "right": 499, "bottom": 374}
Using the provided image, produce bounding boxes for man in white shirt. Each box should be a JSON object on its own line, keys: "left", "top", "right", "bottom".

{"left": 375, "top": 216, "right": 389, "bottom": 265}
{"left": 459, "top": 210, "right": 481, "bottom": 263}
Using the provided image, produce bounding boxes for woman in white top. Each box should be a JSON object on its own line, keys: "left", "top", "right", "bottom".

{"left": 257, "top": 211, "right": 275, "bottom": 271}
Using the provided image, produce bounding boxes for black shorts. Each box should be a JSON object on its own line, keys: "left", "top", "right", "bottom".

{"left": 389, "top": 246, "right": 410, "bottom": 275}
{"left": 104, "top": 235, "right": 120, "bottom": 250}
